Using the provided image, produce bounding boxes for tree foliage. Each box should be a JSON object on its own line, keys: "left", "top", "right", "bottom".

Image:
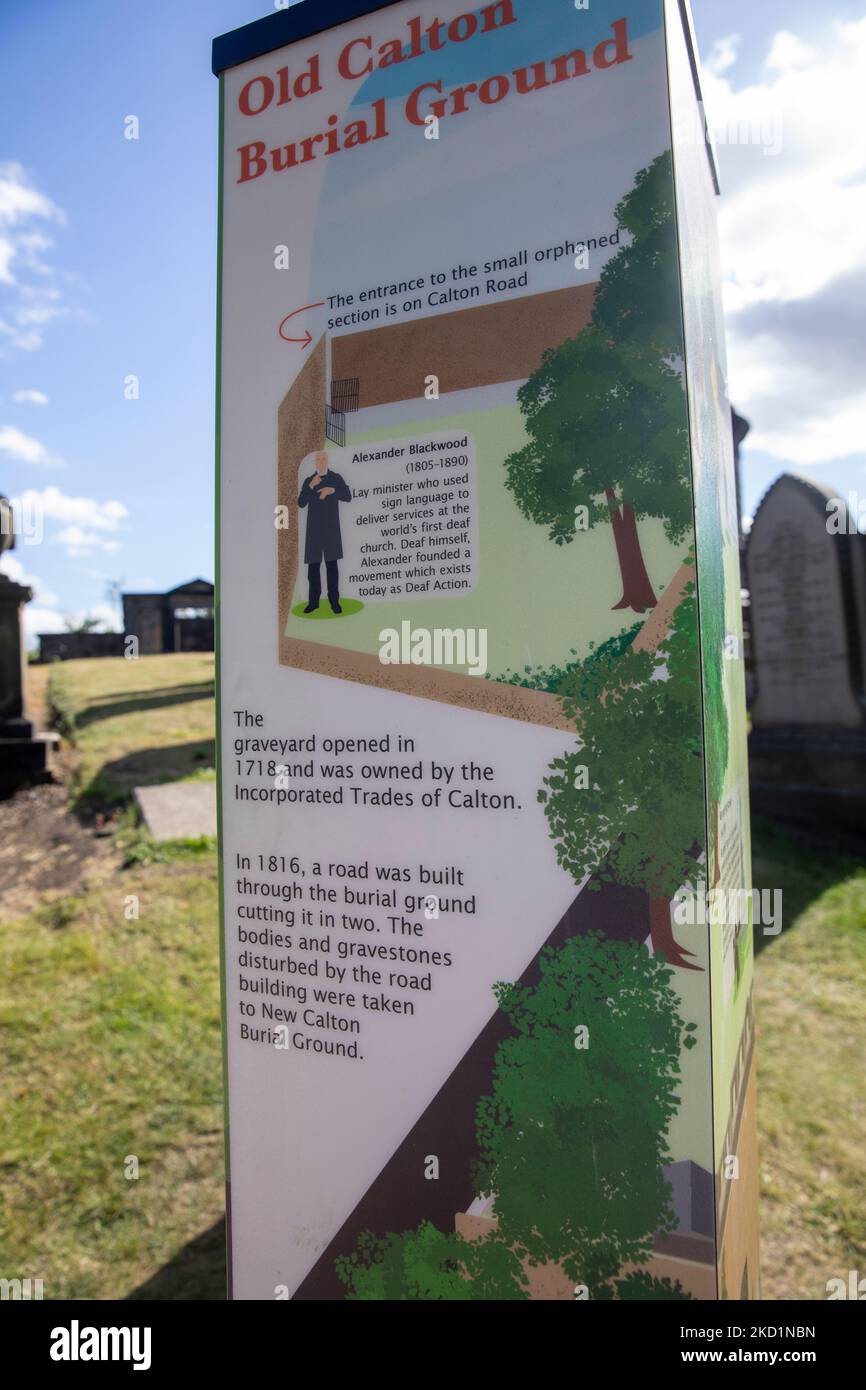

{"left": 473, "top": 934, "right": 695, "bottom": 1297}
{"left": 337, "top": 936, "right": 695, "bottom": 1302}
{"left": 616, "top": 1269, "right": 691, "bottom": 1300}
{"left": 336, "top": 1222, "right": 527, "bottom": 1301}
{"left": 593, "top": 152, "right": 685, "bottom": 356}
{"left": 540, "top": 594, "right": 704, "bottom": 902}
{"left": 505, "top": 328, "right": 692, "bottom": 546}
{"left": 496, "top": 621, "right": 642, "bottom": 694}
{"left": 504, "top": 152, "right": 692, "bottom": 586}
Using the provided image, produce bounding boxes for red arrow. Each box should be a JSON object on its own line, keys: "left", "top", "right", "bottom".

{"left": 279, "top": 302, "right": 324, "bottom": 348}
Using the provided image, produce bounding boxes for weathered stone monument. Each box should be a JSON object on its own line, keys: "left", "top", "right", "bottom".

{"left": 747, "top": 473, "right": 866, "bottom": 828}
{"left": 0, "top": 496, "right": 57, "bottom": 796}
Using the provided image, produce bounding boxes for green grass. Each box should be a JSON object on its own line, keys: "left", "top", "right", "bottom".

{"left": 0, "top": 865, "right": 225, "bottom": 1299}
{"left": 751, "top": 821, "right": 866, "bottom": 1299}
{"left": 0, "top": 654, "right": 225, "bottom": 1298}
{"left": 47, "top": 653, "right": 215, "bottom": 809}
{"left": 0, "top": 813, "right": 860, "bottom": 1301}
{"left": 0, "top": 659, "right": 863, "bottom": 1300}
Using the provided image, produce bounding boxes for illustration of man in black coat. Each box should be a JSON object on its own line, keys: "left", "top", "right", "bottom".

{"left": 298, "top": 449, "right": 352, "bottom": 614}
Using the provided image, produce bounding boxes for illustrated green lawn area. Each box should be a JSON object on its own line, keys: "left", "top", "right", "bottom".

{"left": 0, "top": 658, "right": 862, "bottom": 1299}
{"left": 290, "top": 598, "right": 364, "bottom": 620}
{"left": 47, "top": 653, "right": 215, "bottom": 808}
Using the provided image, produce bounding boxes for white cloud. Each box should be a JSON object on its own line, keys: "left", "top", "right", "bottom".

{"left": 11, "top": 388, "right": 48, "bottom": 405}
{"left": 24, "top": 601, "right": 120, "bottom": 646}
{"left": 81, "top": 601, "right": 119, "bottom": 630}
{"left": 14, "top": 230, "right": 55, "bottom": 276}
{"left": 54, "top": 524, "right": 122, "bottom": 557}
{"left": 23, "top": 606, "right": 66, "bottom": 643}
{"left": 0, "top": 552, "right": 59, "bottom": 609}
{"left": 1, "top": 550, "right": 118, "bottom": 645}
{"left": 706, "top": 33, "right": 742, "bottom": 77}
{"left": 4, "top": 485, "right": 127, "bottom": 556}
{"left": 0, "top": 163, "right": 63, "bottom": 230}
{"left": 0, "top": 553, "right": 27, "bottom": 584}
{"left": 0, "top": 423, "right": 57, "bottom": 465}
{"left": 702, "top": 18, "right": 866, "bottom": 464}
{"left": 764, "top": 30, "right": 818, "bottom": 72}
{"left": 19, "top": 484, "right": 128, "bottom": 531}
{"left": 0, "top": 163, "right": 73, "bottom": 352}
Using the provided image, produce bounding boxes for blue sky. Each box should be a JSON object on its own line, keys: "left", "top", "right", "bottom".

{"left": 1, "top": 0, "right": 864, "bottom": 637}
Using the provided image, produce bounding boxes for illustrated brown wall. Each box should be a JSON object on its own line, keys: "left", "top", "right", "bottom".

{"left": 275, "top": 287, "right": 693, "bottom": 731}
{"left": 277, "top": 336, "right": 326, "bottom": 650}
{"left": 332, "top": 282, "right": 596, "bottom": 408}
{"left": 456, "top": 1211, "right": 717, "bottom": 1300}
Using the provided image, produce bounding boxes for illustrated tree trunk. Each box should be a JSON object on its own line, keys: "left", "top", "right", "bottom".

{"left": 648, "top": 896, "right": 703, "bottom": 973}
{"left": 711, "top": 802, "right": 721, "bottom": 888}
{"left": 605, "top": 489, "right": 658, "bottom": 613}
{"left": 631, "top": 560, "right": 694, "bottom": 654}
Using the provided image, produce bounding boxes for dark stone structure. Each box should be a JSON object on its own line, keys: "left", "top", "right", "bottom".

{"left": 39, "top": 632, "right": 125, "bottom": 663}
{"left": 38, "top": 579, "right": 214, "bottom": 663}
{"left": 746, "top": 473, "right": 866, "bottom": 830}
{"left": 1, "top": 496, "right": 58, "bottom": 794}
{"left": 122, "top": 579, "right": 214, "bottom": 656}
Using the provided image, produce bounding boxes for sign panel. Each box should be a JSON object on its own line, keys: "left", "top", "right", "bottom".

{"left": 214, "top": 0, "right": 757, "bottom": 1300}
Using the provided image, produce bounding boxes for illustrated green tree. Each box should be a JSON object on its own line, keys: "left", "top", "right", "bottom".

{"left": 337, "top": 935, "right": 693, "bottom": 1302}
{"left": 540, "top": 593, "right": 705, "bottom": 970}
{"left": 473, "top": 934, "right": 695, "bottom": 1298}
{"left": 505, "top": 153, "right": 692, "bottom": 613}
{"left": 336, "top": 1221, "right": 527, "bottom": 1301}
{"left": 617, "top": 1270, "right": 692, "bottom": 1300}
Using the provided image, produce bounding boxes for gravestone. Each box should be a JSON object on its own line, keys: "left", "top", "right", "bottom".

{"left": 134, "top": 782, "right": 217, "bottom": 842}
{"left": 0, "top": 495, "right": 57, "bottom": 796}
{"left": 747, "top": 473, "right": 866, "bottom": 828}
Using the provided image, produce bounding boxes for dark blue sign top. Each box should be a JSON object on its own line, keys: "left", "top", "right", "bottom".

{"left": 213, "top": 0, "right": 401, "bottom": 75}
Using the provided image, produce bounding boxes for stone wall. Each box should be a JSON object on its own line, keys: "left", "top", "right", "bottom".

{"left": 39, "top": 632, "right": 124, "bottom": 662}
{"left": 122, "top": 595, "right": 165, "bottom": 655}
